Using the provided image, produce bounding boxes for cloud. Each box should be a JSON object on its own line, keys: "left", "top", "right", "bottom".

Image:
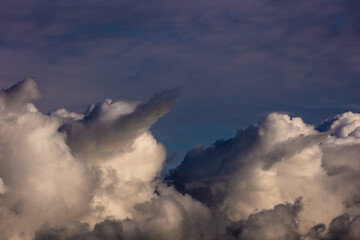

{"left": 227, "top": 198, "right": 303, "bottom": 240}
{"left": 0, "top": 79, "right": 92, "bottom": 239}
{"left": 60, "top": 87, "right": 180, "bottom": 162}
{"left": 0, "top": 79, "right": 182, "bottom": 239}
{"left": 305, "top": 214, "right": 360, "bottom": 240}
{"left": 167, "top": 111, "right": 360, "bottom": 236}
{"left": 2, "top": 0, "right": 360, "bottom": 130}
{"left": 227, "top": 201, "right": 360, "bottom": 240}
{"left": 119, "top": 183, "right": 220, "bottom": 240}
{"left": 2, "top": 79, "right": 360, "bottom": 239}
{"left": 0, "top": 177, "right": 8, "bottom": 194}
{"left": 34, "top": 220, "right": 124, "bottom": 240}
{"left": 0, "top": 77, "right": 41, "bottom": 112}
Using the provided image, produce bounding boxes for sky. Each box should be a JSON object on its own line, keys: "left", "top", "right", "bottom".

{"left": 1, "top": 0, "right": 360, "bottom": 168}
{"left": 1, "top": 1, "right": 360, "bottom": 239}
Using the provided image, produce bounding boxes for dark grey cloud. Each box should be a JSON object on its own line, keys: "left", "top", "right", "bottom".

{"left": 306, "top": 214, "right": 360, "bottom": 240}
{"left": 165, "top": 124, "right": 259, "bottom": 207}
{"left": 34, "top": 220, "right": 124, "bottom": 240}
{"left": 227, "top": 198, "right": 303, "bottom": 240}
{"left": 323, "top": 214, "right": 360, "bottom": 240}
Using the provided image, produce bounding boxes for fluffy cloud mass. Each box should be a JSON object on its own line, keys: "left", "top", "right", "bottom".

{"left": 1, "top": 79, "right": 360, "bottom": 240}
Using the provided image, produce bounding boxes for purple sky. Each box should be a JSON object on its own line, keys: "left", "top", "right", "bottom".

{"left": 1, "top": 0, "right": 360, "bottom": 169}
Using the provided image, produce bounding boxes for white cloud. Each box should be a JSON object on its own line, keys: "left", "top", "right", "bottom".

{"left": 0, "top": 79, "right": 180, "bottom": 239}
{"left": 0, "top": 78, "right": 91, "bottom": 239}
{"left": 2, "top": 79, "right": 360, "bottom": 240}
{"left": 168, "top": 112, "right": 360, "bottom": 238}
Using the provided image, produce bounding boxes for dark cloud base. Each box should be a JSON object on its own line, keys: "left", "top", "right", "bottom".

{"left": 34, "top": 202, "right": 360, "bottom": 240}
{"left": 35, "top": 220, "right": 124, "bottom": 240}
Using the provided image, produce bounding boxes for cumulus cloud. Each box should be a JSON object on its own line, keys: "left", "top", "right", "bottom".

{"left": 1, "top": 79, "right": 360, "bottom": 240}
{"left": 0, "top": 79, "right": 183, "bottom": 239}
{"left": 167, "top": 111, "right": 360, "bottom": 238}
{"left": 0, "top": 78, "right": 91, "bottom": 240}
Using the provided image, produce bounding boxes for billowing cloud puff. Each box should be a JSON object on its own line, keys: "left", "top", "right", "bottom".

{"left": 0, "top": 78, "right": 184, "bottom": 239}
{"left": 0, "top": 78, "right": 91, "bottom": 240}
{"left": 167, "top": 112, "right": 360, "bottom": 238}
{"left": 1, "top": 79, "right": 360, "bottom": 240}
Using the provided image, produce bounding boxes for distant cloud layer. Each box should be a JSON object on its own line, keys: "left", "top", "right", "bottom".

{"left": 1, "top": 79, "right": 360, "bottom": 240}
{"left": 2, "top": 0, "right": 360, "bottom": 169}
